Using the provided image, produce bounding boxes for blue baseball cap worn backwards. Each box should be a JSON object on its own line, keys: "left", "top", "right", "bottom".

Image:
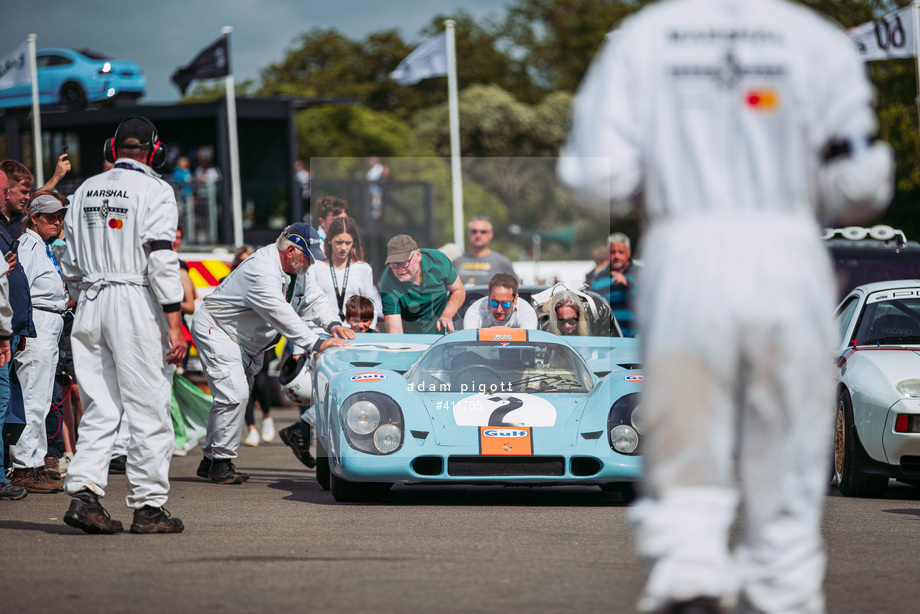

{"left": 283, "top": 223, "right": 326, "bottom": 260}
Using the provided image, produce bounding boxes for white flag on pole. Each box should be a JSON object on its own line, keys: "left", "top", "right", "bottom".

{"left": 389, "top": 32, "right": 448, "bottom": 85}
{"left": 847, "top": 5, "right": 915, "bottom": 61}
{"left": 0, "top": 40, "right": 31, "bottom": 90}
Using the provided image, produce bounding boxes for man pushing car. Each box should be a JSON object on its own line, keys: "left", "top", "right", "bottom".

{"left": 191, "top": 223, "right": 352, "bottom": 484}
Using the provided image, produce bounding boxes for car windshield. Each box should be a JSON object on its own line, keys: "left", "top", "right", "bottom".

{"left": 853, "top": 295, "right": 920, "bottom": 346}
{"left": 407, "top": 341, "right": 594, "bottom": 393}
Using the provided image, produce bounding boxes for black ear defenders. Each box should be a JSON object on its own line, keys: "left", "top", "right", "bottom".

{"left": 103, "top": 116, "right": 167, "bottom": 169}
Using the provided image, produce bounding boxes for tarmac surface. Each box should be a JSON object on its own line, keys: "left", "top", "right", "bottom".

{"left": 2, "top": 407, "right": 920, "bottom": 613}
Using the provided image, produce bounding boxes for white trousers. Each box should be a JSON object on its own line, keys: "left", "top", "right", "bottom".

{"left": 628, "top": 215, "right": 835, "bottom": 614}
{"left": 63, "top": 284, "right": 175, "bottom": 509}
{"left": 191, "top": 306, "right": 260, "bottom": 460}
{"left": 10, "top": 309, "right": 63, "bottom": 469}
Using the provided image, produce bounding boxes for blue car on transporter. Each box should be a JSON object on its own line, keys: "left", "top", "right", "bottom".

{"left": 0, "top": 48, "right": 145, "bottom": 111}
{"left": 308, "top": 328, "right": 644, "bottom": 502}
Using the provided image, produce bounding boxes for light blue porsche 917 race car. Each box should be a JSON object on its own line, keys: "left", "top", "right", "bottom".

{"left": 308, "top": 328, "right": 644, "bottom": 502}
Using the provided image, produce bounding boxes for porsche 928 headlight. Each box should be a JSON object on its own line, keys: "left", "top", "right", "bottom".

{"left": 897, "top": 379, "right": 920, "bottom": 397}
{"left": 340, "top": 392, "right": 403, "bottom": 455}
{"left": 608, "top": 392, "right": 642, "bottom": 456}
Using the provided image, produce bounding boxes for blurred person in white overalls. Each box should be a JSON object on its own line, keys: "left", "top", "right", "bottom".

{"left": 558, "top": 1, "right": 894, "bottom": 612}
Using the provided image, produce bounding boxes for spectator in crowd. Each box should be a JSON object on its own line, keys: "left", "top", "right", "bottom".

{"left": 344, "top": 295, "right": 376, "bottom": 332}
{"left": 313, "top": 195, "right": 348, "bottom": 241}
{"left": 589, "top": 233, "right": 639, "bottom": 337}
{"left": 172, "top": 156, "right": 193, "bottom": 218}
{"left": 192, "top": 223, "right": 351, "bottom": 484}
{"left": 8, "top": 193, "right": 69, "bottom": 494}
{"left": 35, "top": 152, "right": 72, "bottom": 195}
{"left": 230, "top": 244, "right": 254, "bottom": 272}
{"left": 463, "top": 273, "right": 538, "bottom": 330}
{"left": 309, "top": 216, "right": 382, "bottom": 326}
{"left": 585, "top": 246, "right": 608, "bottom": 286}
{"left": 62, "top": 116, "right": 187, "bottom": 534}
{"left": 366, "top": 156, "right": 389, "bottom": 220}
{"left": 173, "top": 227, "right": 196, "bottom": 317}
{"left": 242, "top": 348, "right": 277, "bottom": 447}
{"left": 381, "top": 234, "right": 465, "bottom": 334}
{"left": 0, "top": 159, "right": 34, "bottom": 241}
{"left": 295, "top": 160, "right": 311, "bottom": 202}
{"left": 0, "top": 171, "right": 23, "bottom": 500}
{"left": 0, "top": 163, "right": 38, "bottom": 497}
{"left": 452, "top": 216, "right": 517, "bottom": 286}
{"left": 544, "top": 291, "right": 590, "bottom": 337}
{"left": 557, "top": 1, "right": 894, "bottom": 611}
{"left": 48, "top": 219, "right": 80, "bottom": 478}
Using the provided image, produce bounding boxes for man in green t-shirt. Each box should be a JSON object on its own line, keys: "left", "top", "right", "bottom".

{"left": 380, "top": 234, "right": 466, "bottom": 334}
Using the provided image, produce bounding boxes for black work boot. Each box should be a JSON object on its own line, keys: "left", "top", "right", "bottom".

{"left": 279, "top": 422, "right": 315, "bottom": 468}
{"left": 207, "top": 458, "right": 250, "bottom": 484}
{"left": 130, "top": 505, "right": 185, "bottom": 534}
{"left": 196, "top": 456, "right": 212, "bottom": 480}
{"left": 63, "top": 489, "right": 123, "bottom": 534}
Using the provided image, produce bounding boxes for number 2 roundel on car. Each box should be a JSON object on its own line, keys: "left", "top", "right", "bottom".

{"left": 453, "top": 393, "right": 556, "bottom": 427}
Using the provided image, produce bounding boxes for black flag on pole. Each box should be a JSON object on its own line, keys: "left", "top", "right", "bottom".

{"left": 171, "top": 36, "right": 230, "bottom": 96}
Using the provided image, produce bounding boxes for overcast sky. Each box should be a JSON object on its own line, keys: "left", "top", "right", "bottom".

{"left": 6, "top": 0, "right": 507, "bottom": 102}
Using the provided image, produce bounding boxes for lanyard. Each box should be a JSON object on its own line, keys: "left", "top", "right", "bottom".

{"left": 329, "top": 261, "right": 350, "bottom": 319}
{"left": 45, "top": 242, "right": 62, "bottom": 276}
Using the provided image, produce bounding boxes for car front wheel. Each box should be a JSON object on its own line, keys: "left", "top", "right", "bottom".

{"left": 315, "top": 439, "right": 330, "bottom": 491}
{"left": 329, "top": 472, "right": 391, "bottom": 503}
{"left": 60, "top": 82, "right": 86, "bottom": 110}
{"left": 834, "top": 390, "right": 888, "bottom": 498}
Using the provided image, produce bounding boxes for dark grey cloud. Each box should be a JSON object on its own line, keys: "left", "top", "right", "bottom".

{"left": 6, "top": 0, "right": 506, "bottom": 102}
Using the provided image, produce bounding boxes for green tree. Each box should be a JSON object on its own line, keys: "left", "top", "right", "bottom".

{"left": 499, "top": 0, "right": 651, "bottom": 95}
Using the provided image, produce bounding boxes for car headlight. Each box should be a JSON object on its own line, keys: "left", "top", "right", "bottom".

{"left": 610, "top": 425, "right": 639, "bottom": 454}
{"left": 608, "top": 392, "right": 642, "bottom": 455}
{"left": 897, "top": 379, "right": 920, "bottom": 397}
{"left": 340, "top": 392, "right": 403, "bottom": 455}
{"left": 99, "top": 61, "right": 112, "bottom": 74}
{"left": 346, "top": 400, "right": 380, "bottom": 434}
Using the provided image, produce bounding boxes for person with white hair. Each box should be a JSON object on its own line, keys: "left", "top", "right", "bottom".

{"left": 588, "top": 232, "right": 639, "bottom": 337}
{"left": 192, "top": 223, "right": 352, "bottom": 485}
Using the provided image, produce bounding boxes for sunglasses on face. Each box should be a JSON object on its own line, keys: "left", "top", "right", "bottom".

{"left": 469, "top": 229, "right": 490, "bottom": 235}
{"left": 559, "top": 318, "right": 578, "bottom": 326}
{"left": 489, "top": 299, "right": 513, "bottom": 309}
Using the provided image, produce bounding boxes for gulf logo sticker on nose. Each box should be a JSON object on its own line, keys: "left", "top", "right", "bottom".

{"left": 350, "top": 372, "right": 387, "bottom": 383}
{"left": 108, "top": 219, "right": 124, "bottom": 229}
{"left": 745, "top": 88, "right": 779, "bottom": 111}
{"left": 625, "top": 374, "right": 643, "bottom": 383}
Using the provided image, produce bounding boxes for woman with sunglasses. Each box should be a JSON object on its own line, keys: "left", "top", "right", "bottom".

{"left": 462, "top": 273, "right": 537, "bottom": 329}
{"left": 545, "top": 291, "right": 590, "bottom": 336}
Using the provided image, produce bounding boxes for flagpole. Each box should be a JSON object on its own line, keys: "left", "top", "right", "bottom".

{"left": 445, "top": 20, "right": 464, "bottom": 248}
{"left": 27, "top": 34, "right": 43, "bottom": 187}
{"left": 222, "top": 26, "right": 244, "bottom": 247}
